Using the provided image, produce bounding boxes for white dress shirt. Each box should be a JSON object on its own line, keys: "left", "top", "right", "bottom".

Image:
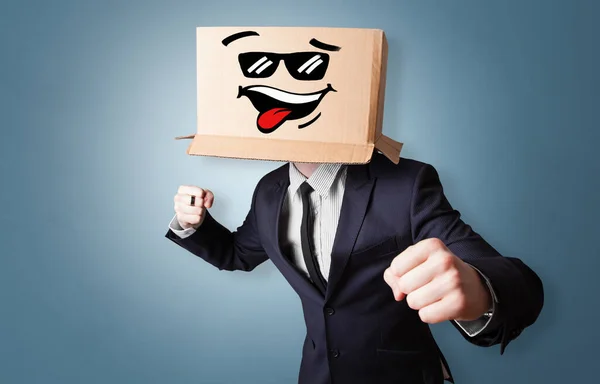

{"left": 279, "top": 163, "right": 347, "bottom": 282}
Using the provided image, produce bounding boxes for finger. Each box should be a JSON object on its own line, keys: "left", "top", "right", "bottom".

{"left": 417, "top": 296, "right": 457, "bottom": 324}
{"left": 383, "top": 268, "right": 406, "bottom": 301}
{"left": 389, "top": 246, "right": 428, "bottom": 279}
{"left": 174, "top": 194, "right": 188, "bottom": 205}
{"left": 177, "top": 186, "right": 205, "bottom": 199}
{"left": 175, "top": 193, "right": 203, "bottom": 207}
{"left": 193, "top": 190, "right": 207, "bottom": 207}
{"left": 395, "top": 255, "right": 445, "bottom": 295}
{"left": 389, "top": 238, "right": 446, "bottom": 278}
{"left": 204, "top": 190, "right": 214, "bottom": 208}
{"left": 383, "top": 267, "right": 394, "bottom": 287}
{"left": 405, "top": 276, "right": 448, "bottom": 311}
{"left": 175, "top": 202, "right": 204, "bottom": 216}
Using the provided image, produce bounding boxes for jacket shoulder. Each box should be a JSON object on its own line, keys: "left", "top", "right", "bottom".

{"left": 368, "top": 152, "right": 432, "bottom": 182}
{"left": 254, "top": 162, "right": 289, "bottom": 193}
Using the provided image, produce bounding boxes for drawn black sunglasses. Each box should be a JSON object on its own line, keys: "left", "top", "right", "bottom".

{"left": 238, "top": 52, "right": 330, "bottom": 81}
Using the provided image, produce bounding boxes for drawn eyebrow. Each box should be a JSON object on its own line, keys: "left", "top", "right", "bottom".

{"left": 222, "top": 31, "right": 260, "bottom": 46}
{"left": 309, "top": 38, "right": 341, "bottom": 52}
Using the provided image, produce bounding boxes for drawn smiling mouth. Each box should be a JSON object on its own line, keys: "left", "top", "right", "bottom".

{"left": 237, "top": 84, "right": 335, "bottom": 133}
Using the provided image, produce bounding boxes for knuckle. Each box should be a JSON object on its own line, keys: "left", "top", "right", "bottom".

{"left": 390, "top": 258, "right": 401, "bottom": 272}
{"left": 446, "top": 269, "right": 461, "bottom": 289}
{"left": 395, "top": 281, "right": 403, "bottom": 294}
{"left": 383, "top": 268, "right": 392, "bottom": 282}
{"left": 385, "top": 271, "right": 397, "bottom": 287}
{"left": 406, "top": 293, "right": 419, "bottom": 310}
{"left": 395, "top": 277, "right": 406, "bottom": 294}
{"left": 436, "top": 252, "right": 454, "bottom": 270}
{"left": 426, "top": 238, "right": 445, "bottom": 250}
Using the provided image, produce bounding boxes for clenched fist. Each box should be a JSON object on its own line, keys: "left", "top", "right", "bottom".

{"left": 174, "top": 185, "right": 214, "bottom": 230}
{"left": 383, "top": 238, "right": 492, "bottom": 324}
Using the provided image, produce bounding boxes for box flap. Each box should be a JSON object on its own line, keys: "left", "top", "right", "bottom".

{"left": 174, "top": 134, "right": 375, "bottom": 164}
{"left": 175, "top": 133, "right": 401, "bottom": 164}
{"left": 375, "top": 134, "right": 403, "bottom": 164}
{"left": 175, "top": 134, "right": 196, "bottom": 140}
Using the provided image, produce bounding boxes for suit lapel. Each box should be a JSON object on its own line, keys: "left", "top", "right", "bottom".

{"left": 326, "top": 163, "right": 375, "bottom": 300}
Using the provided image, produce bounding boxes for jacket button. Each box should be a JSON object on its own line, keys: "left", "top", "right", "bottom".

{"left": 325, "top": 307, "right": 335, "bottom": 316}
{"left": 330, "top": 349, "right": 340, "bottom": 358}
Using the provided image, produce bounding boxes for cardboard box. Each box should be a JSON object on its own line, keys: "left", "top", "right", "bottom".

{"left": 176, "top": 26, "right": 403, "bottom": 164}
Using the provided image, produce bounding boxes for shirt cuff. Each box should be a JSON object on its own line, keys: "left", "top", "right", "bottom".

{"left": 453, "top": 264, "right": 498, "bottom": 337}
{"left": 169, "top": 215, "right": 197, "bottom": 239}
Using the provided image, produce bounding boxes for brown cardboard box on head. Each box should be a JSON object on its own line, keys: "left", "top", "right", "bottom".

{"left": 176, "top": 26, "right": 403, "bottom": 164}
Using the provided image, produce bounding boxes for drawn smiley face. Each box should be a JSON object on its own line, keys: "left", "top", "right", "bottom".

{"left": 222, "top": 31, "right": 340, "bottom": 133}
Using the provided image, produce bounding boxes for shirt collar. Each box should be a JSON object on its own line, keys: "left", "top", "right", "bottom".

{"left": 289, "top": 163, "right": 345, "bottom": 197}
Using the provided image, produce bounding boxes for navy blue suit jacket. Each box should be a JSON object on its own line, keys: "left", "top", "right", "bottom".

{"left": 166, "top": 153, "right": 543, "bottom": 384}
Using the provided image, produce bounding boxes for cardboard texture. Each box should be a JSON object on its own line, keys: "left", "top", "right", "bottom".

{"left": 176, "top": 26, "right": 403, "bottom": 164}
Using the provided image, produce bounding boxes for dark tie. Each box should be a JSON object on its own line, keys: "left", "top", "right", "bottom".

{"left": 299, "top": 182, "right": 327, "bottom": 295}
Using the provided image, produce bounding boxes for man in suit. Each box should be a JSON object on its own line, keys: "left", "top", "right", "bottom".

{"left": 165, "top": 152, "right": 543, "bottom": 383}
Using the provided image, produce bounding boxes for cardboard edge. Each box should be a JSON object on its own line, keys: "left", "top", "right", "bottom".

{"left": 375, "top": 135, "right": 403, "bottom": 164}
{"left": 175, "top": 134, "right": 196, "bottom": 140}
{"left": 375, "top": 30, "right": 388, "bottom": 141}
{"left": 371, "top": 30, "right": 403, "bottom": 165}
{"left": 185, "top": 134, "right": 375, "bottom": 164}
{"left": 174, "top": 134, "right": 195, "bottom": 155}
{"left": 366, "top": 30, "right": 384, "bottom": 146}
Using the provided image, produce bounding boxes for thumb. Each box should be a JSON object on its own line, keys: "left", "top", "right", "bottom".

{"left": 203, "top": 190, "right": 214, "bottom": 208}
{"left": 384, "top": 268, "right": 406, "bottom": 302}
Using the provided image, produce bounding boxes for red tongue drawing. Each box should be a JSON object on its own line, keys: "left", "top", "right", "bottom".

{"left": 257, "top": 107, "right": 292, "bottom": 130}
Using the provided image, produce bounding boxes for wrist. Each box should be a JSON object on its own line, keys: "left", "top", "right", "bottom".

{"left": 470, "top": 264, "right": 494, "bottom": 317}
{"left": 178, "top": 213, "right": 206, "bottom": 230}
{"left": 460, "top": 264, "right": 493, "bottom": 320}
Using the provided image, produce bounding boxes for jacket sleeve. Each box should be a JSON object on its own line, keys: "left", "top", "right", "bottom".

{"left": 165, "top": 183, "right": 269, "bottom": 272}
{"left": 409, "top": 163, "right": 544, "bottom": 354}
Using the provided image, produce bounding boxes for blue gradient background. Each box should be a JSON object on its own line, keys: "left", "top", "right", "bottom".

{"left": 1, "top": 1, "right": 598, "bottom": 383}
